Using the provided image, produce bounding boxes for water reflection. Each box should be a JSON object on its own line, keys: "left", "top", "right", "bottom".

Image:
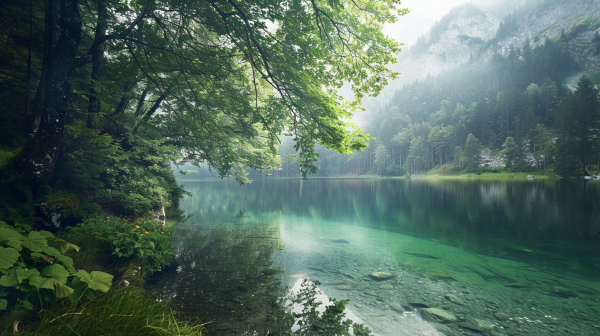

{"left": 153, "top": 222, "right": 294, "bottom": 335}
{"left": 179, "top": 178, "right": 600, "bottom": 277}
{"left": 168, "top": 178, "right": 600, "bottom": 336}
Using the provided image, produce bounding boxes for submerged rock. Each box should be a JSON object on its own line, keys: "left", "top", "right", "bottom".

{"left": 494, "top": 312, "right": 509, "bottom": 321}
{"left": 445, "top": 294, "right": 465, "bottom": 306}
{"left": 369, "top": 272, "right": 394, "bottom": 280}
{"left": 550, "top": 286, "right": 578, "bottom": 298}
{"left": 389, "top": 302, "right": 405, "bottom": 313}
{"left": 428, "top": 273, "right": 457, "bottom": 282}
{"left": 459, "top": 318, "right": 496, "bottom": 333}
{"left": 420, "top": 308, "right": 458, "bottom": 324}
{"left": 331, "top": 239, "right": 349, "bottom": 244}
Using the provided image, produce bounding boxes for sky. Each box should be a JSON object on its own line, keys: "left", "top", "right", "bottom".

{"left": 382, "top": 0, "right": 470, "bottom": 47}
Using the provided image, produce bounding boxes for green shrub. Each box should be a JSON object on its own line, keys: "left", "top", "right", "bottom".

{"left": 0, "top": 223, "right": 113, "bottom": 312}
{"left": 67, "top": 218, "right": 172, "bottom": 273}
{"left": 292, "top": 279, "right": 373, "bottom": 336}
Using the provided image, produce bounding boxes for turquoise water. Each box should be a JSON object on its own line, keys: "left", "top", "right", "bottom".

{"left": 156, "top": 178, "right": 600, "bottom": 335}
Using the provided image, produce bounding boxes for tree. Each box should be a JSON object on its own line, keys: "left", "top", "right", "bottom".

{"left": 502, "top": 137, "right": 527, "bottom": 170}
{"left": 374, "top": 144, "right": 389, "bottom": 175}
{"left": 462, "top": 134, "right": 481, "bottom": 171}
{"left": 11, "top": 0, "right": 407, "bottom": 194}
{"left": 571, "top": 75, "right": 600, "bottom": 173}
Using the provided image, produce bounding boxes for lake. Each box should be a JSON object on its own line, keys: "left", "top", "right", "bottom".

{"left": 152, "top": 178, "right": 600, "bottom": 335}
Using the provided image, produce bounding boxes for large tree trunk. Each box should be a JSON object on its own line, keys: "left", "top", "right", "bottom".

{"left": 19, "top": 0, "right": 81, "bottom": 191}
{"left": 87, "top": 0, "right": 107, "bottom": 127}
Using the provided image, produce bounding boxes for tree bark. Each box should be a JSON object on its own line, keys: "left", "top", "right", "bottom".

{"left": 19, "top": 0, "right": 82, "bottom": 191}
{"left": 87, "top": 0, "right": 107, "bottom": 127}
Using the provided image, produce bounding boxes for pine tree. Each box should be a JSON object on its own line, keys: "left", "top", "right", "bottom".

{"left": 463, "top": 134, "right": 482, "bottom": 171}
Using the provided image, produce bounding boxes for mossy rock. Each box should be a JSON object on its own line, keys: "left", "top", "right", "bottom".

{"left": 45, "top": 197, "right": 80, "bottom": 209}
{"left": 115, "top": 265, "right": 144, "bottom": 288}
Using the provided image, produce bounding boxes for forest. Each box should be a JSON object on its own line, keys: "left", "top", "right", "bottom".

{"left": 0, "top": 0, "right": 403, "bottom": 334}
{"left": 266, "top": 12, "right": 600, "bottom": 179}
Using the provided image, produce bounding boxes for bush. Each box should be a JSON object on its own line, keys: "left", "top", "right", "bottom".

{"left": 66, "top": 217, "right": 172, "bottom": 274}
{"left": 0, "top": 223, "right": 113, "bottom": 312}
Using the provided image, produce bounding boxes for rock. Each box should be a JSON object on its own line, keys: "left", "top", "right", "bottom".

{"left": 115, "top": 265, "right": 144, "bottom": 288}
{"left": 445, "top": 294, "right": 465, "bottom": 306}
{"left": 459, "top": 318, "right": 496, "bottom": 333}
{"left": 428, "top": 274, "right": 457, "bottom": 282}
{"left": 389, "top": 302, "right": 405, "bottom": 313}
{"left": 550, "top": 286, "right": 578, "bottom": 298}
{"left": 407, "top": 297, "right": 429, "bottom": 308}
{"left": 495, "top": 312, "right": 509, "bottom": 321}
{"left": 369, "top": 272, "right": 394, "bottom": 280}
{"left": 420, "top": 308, "right": 458, "bottom": 324}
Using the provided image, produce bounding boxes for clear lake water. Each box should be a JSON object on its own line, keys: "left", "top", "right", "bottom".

{"left": 151, "top": 178, "right": 600, "bottom": 336}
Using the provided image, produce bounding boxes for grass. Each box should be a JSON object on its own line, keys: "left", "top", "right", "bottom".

{"left": 2, "top": 287, "right": 207, "bottom": 336}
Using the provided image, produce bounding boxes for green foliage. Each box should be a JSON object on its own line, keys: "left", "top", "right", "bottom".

{"left": 0, "top": 223, "right": 113, "bottom": 312}
{"left": 292, "top": 279, "right": 373, "bottom": 336}
{"left": 6, "top": 287, "right": 206, "bottom": 335}
{"left": 462, "top": 134, "right": 482, "bottom": 171}
{"left": 502, "top": 137, "right": 528, "bottom": 171}
{"left": 67, "top": 217, "right": 172, "bottom": 273}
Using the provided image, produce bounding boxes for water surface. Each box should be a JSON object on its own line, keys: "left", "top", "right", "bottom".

{"left": 156, "top": 178, "right": 600, "bottom": 335}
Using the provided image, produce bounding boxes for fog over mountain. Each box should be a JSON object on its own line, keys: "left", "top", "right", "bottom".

{"left": 351, "top": 0, "right": 600, "bottom": 124}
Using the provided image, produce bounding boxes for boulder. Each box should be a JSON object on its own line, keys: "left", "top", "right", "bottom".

{"left": 115, "top": 265, "right": 144, "bottom": 288}
{"left": 445, "top": 294, "right": 465, "bottom": 306}
{"left": 420, "top": 308, "right": 458, "bottom": 324}
{"left": 369, "top": 272, "right": 394, "bottom": 280}
{"left": 459, "top": 318, "right": 496, "bottom": 333}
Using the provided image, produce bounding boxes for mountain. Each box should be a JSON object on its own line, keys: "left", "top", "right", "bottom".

{"left": 361, "top": 0, "right": 600, "bottom": 111}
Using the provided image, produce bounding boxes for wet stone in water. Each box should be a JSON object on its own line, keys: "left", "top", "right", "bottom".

{"left": 420, "top": 308, "right": 458, "bottom": 324}
{"left": 369, "top": 272, "right": 394, "bottom": 280}
{"left": 445, "top": 294, "right": 465, "bottom": 306}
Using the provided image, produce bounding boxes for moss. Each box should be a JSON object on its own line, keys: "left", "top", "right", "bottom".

{"left": 115, "top": 265, "right": 145, "bottom": 288}
{"left": 44, "top": 197, "right": 80, "bottom": 210}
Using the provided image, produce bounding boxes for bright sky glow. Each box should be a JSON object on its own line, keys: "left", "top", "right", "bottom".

{"left": 383, "top": 0, "right": 470, "bottom": 46}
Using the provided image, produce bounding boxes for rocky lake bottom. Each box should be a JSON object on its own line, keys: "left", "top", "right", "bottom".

{"left": 278, "top": 217, "right": 600, "bottom": 336}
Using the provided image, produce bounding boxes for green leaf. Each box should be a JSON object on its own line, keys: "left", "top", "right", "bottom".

{"left": 0, "top": 299, "right": 6, "bottom": 310}
{"left": 41, "top": 264, "right": 70, "bottom": 284}
{"left": 0, "top": 228, "right": 25, "bottom": 250}
{"left": 68, "top": 277, "right": 87, "bottom": 302}
{"left": 74, "top": 270, "right": 113, "bottom": 292}
{"left": 21, "top": 231, "right": 49, "bottom": 252}
{"left": 43, "top": 247, "right": 75, "bottom": 272}
{"left": 0, "top": 272, "right": 17, "bottom": 287}
{"left": 39, "top": 278, "right": 55, "bottom": 290}
{"left": 22, "top": 300, "right": 34, "bottom": 310}
{"left": 38, "top": 231, "right": 54, "bottom": 238}
{"left": 16, "top": 268, "right": 44, "bottom": 288}
{"left": 0, "top": 247, "right": 19, "bottom": 269}
{"left": 53, "top": 238, "right": 80, "bottom": 253}
{"left": 54, "top": 280, "right": 74, "bottom": 299}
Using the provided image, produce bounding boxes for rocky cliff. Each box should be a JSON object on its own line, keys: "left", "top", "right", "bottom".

{"left": 362, "top": 0, "right": 600, "bottom": 111}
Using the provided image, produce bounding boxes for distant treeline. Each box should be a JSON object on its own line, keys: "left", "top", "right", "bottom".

{"left": 265, "top": 38, "right": 600, "bottom": 178}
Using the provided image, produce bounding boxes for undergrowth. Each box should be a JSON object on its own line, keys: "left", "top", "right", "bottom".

{"left": 2, "top": 287, "right": 206, "bottom": 335}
